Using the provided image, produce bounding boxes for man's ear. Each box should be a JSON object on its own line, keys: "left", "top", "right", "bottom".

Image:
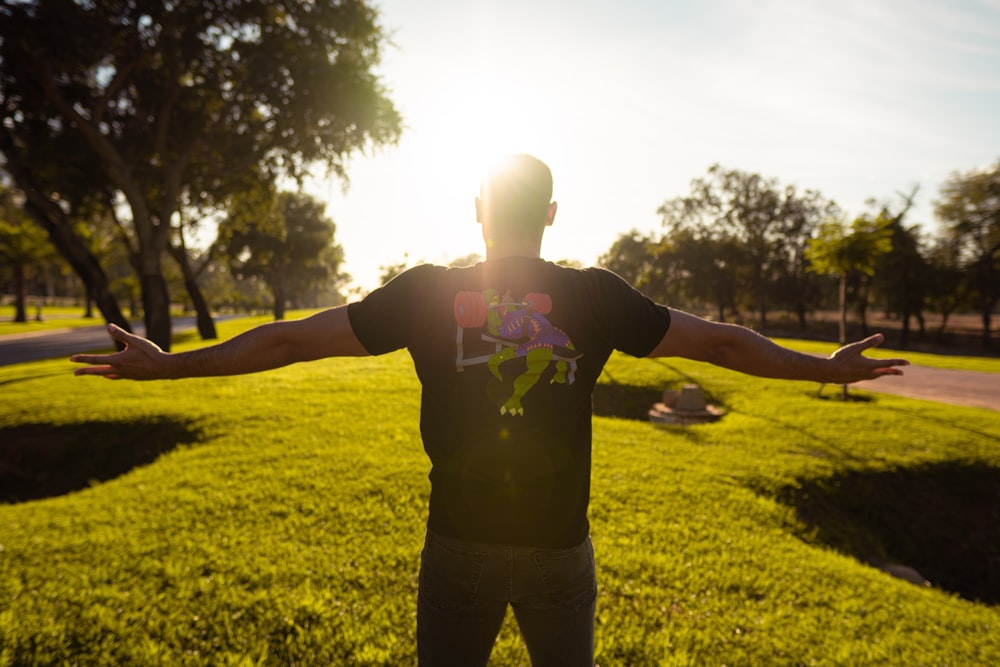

{"left": 545, "top": 201, "right": 558, "bottom": 227}
{"left": 475, "top": 197, "right": 483, "bottom": 224}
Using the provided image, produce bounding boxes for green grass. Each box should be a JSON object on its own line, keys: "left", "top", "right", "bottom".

{"left": 0, "top": 306, "right": 104, "bottom": 335}
{"left": 1, "top": 318, "right": 999, "bottom": 665}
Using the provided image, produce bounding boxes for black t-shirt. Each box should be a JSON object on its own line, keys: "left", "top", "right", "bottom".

{"left": 348, "top": 256, "right": 671, "bottom": 547}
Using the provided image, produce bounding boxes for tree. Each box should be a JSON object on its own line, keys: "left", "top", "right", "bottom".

{"left": 0, "top": 96, "right": 133, "bottom": 335}
{"left": 806, "top": 214, "right": 893, "bottom": 345}
{"left": 663, "top": 229, "right": 743, "bottom": 321}
{"left": 598, "top": 231, "right": 658, "bottom": 289}
{"left": 0, "top": 1, "right": 401, "bottom": 349}
{"left": 658, "top": 166, "right": 834, "bottom": 327}
{"left": 934, "top": 160, "right": 1000, "bottom": 347}
{"left": 448, "top": 253, "right": 484, "bottom": 268}
{"left": 219, "top": 191, "right": 344, "bottom": 320}
{"left": 870, "top": 188, "right": 926, "bottom": 347}
{"left": 378, "top": 256, "right": 411, "bottom": 287}
{"left": 0, "top": 188, "right": 52, "bottom": 322}
{"left": 924, "top": 236, "right": 971, "bottom": 338}
{"left": 772, "top": 187, "right": 838, "bottom": 329}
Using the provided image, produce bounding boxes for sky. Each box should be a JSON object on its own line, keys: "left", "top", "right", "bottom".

{"left": 306, "top": 0, "right": 1000, "bottom": 293}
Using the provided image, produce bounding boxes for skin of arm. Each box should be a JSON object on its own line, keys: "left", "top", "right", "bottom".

{"left": 650, "top": 308, "right": 908, "bottom": 385}
{"left": 71, "top": 305, "right": 369, "bottom": 380}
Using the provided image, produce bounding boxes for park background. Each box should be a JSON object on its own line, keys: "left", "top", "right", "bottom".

{"left": 1, "top": 0, "right": 999, "bottom": 664}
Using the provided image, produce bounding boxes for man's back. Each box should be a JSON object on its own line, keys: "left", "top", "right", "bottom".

{"left": 347, "top": 256, "right": 671, "bottom": 547}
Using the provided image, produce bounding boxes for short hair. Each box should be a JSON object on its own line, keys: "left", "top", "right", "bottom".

{"left": 479, "top": 154, "right": 553, "bottom": 232}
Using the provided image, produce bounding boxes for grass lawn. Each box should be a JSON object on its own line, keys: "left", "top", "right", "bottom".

{"left": 0, "top": 306, "right": 105, "bottom": 335}
{"left": 1, "top": 317, "right": 998, "bottom": 665}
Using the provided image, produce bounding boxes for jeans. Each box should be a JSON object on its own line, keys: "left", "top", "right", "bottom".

{"left": 417, "top": 530, "right": 597, "bottom": 666}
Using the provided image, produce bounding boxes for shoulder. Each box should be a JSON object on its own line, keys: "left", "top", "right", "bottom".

{"left": 394, "top": 263, "right": 448, "bottom": 282}
{"left": 572, "top": 265, "right": 643, "bottom": 296}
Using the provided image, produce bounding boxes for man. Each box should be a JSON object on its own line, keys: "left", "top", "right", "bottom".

{"left": 73, "top": 154, "right": 907, "bottom": 665}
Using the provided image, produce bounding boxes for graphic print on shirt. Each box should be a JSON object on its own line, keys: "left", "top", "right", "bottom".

{"left": 453, "top": 289, "right": 583, "bottom": 416}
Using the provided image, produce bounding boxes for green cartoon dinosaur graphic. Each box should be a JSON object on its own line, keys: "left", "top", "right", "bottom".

{"left": 454, "top": 289, "right": 582, "bottom": 416}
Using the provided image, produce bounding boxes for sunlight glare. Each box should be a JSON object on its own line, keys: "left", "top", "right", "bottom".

{"left": 400, "top": 65, "right": 568, "bottom": 264}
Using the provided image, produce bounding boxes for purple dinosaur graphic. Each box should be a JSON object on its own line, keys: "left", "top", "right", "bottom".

{"left": 453, "top": 289, "right": 581, "bottom": 416}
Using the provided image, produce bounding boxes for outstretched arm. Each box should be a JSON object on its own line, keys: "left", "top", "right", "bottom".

{"left": 649, "top": 308, "right": 907, "bottom": 384}
{"left": 72, "top": 305, "right": 368, "bottom": 380}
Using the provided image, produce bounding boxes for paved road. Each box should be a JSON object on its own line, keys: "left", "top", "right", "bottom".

{"left": 1, "top": 324, "right": 997, "bottom": 412}
{"left": 855, "top": 364, "right": 1000, "bottom": 412}
{"left": 0, "top": 317, "right": 207, "bottom": 366}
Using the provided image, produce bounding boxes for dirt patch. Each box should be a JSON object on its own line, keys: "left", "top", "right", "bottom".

{"left": 775, "top": 461, "right": 1000, "bottom": 605}
{"left": 0, "top": 417, "right": 203, "bottom": 504}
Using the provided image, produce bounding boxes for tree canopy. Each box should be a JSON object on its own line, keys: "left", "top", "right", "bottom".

{"left": 653, "top": 165, "right": 837, "bottom": 325}
{"left": 934, "top": 159, "right": 1000, "bottom": 346}
{"left": 0, "top": 0, "right": 401, "bottom": 348}
{"left": 219, "top": 190, "right": 344, "bottom": 320}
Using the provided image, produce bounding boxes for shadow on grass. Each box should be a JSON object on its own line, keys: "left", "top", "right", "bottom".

{"left": 0, "top": 417, "right": 203, "bottom": 504}
{"left": 595, "top": 365, "right": 728, "bottom": 424}
{"left": 592, "top": 382, "right": 664, "bottom": 421}
{"left": 776, "top": 461, "right": 1000, "bottom": 605}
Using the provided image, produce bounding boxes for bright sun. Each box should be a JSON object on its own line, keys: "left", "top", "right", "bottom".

{"left": 394, "top": 67, "right": 568, "bottom": 263}
{"left": 314, "top": 60, "right": 574, "bottom": 290}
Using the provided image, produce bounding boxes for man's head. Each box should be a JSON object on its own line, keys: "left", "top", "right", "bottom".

{"left": 476, "top": 154, "right": 557, "bottom": 256}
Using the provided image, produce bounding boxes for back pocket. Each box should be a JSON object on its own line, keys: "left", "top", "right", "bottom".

{"left": 532, "top": 537, "right": 596, "bottom": 611}
{"left": 419, "top": 534, "right": 489, "bottom": 612}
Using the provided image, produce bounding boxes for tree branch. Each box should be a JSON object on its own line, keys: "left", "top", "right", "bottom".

{"left": 22, "top": 38, "right": 155, "bottom": 248}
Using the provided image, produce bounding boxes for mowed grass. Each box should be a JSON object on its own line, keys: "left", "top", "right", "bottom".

{"left": 0, "top": 306, "right": 104, "bottom": 335}
{"left": 1, "top": 317, "right": 998, "bottom": 665}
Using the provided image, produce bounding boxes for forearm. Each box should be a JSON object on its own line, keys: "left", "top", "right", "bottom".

{"left": 651, "top": 309, "right": 906, "bottom": 385}
{"left": 164, "top": 321, "right": 305, "bottom": 378}
{"left": 697, "top": 324, "right": 835, "bottom": 382}
{"left": 72, "top": 306, "right": 369, "bottom": 381}
{"left": 165, "top": 307, "right": 368, "bottom": 379}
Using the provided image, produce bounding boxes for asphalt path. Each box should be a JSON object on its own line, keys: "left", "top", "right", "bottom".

{"left": 855, "top": 364, "right": 1000, "bottom": 412}
{"left": 1, "top": 323, "right": 997, "bottom": 412}
{"left": 0, "top": 317, "right": 208, "bottom": 366}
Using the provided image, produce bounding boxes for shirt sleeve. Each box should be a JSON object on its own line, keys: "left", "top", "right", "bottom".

{"left": 586, "top": 268, "right": 671, "bottom": 357}
{"left": 347, "top": 265, "right": 433, "bottom": 355}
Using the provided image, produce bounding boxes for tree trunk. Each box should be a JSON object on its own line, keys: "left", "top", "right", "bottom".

{"left": 186, "top": 278, "right": 217, "bottom": 340}
{"left": 938, "top": 310, "right": 952, "bottom": 338}
{"left": 982, "top": 302, "right": 993, "bottom": 348}
{"left": 838, "top": 274, "right": 847, "bottom": 346}
{"left": 168, "top": 245, "right": 217, "bottom": 340}
{"left": 0, "top": 128, "right": 131, "bottom": 344}
{"left": 20, "top": 200, "right": 131, "bottom": 346}
{"left": 272, "top": 277, "right": 286, "bottom": 321}
{"left": 979, "top": 257, "right": 994, "bottom": 348}
{"left": 12, "top": 262, "right": 27, "bottom": 323}
{"left": 857, "top": 281, "right": 870, "bottom": 337}
{"left": 900, "top": 309, "right": 911, "bottom": 349}
{"left": 140, "top": 271, "right": 173, "bottom": 351}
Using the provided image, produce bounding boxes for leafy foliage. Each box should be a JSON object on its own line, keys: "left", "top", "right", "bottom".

{"left": 806, "top": 213, "right": 893, "bottom": 343}
{"left": 219, "top": 191, "right": 346, "bottom": 319}
{"left": 657, "top": 166, "right": 837, "bottom": 326}
{"left": 0, "top": 190, "right": 56, "bottom": 322}
{"left": 0, "top": 0, "right": 401, "bottom": 347}
{"left": 934, "top": 159, "right": 1000, "bottom": 346}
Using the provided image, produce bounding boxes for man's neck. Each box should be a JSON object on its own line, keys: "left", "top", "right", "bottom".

{"left": 484, "top": 240, "right": 543, "bottom": 261}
